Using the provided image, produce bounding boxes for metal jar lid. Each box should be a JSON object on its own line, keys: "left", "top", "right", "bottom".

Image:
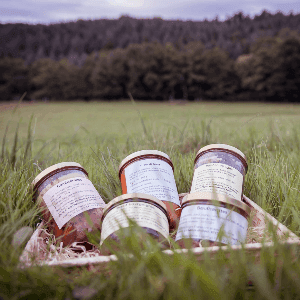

{"left": 118, "top": 150, "right": 173, "bottom": 175}
{"left": 181, "top": 192, "right": 251, "bottom": 216}
{"left": 195, "top": 144, "right": 248, "bottom": 170}
{"left": 31, "top": 162, "right": 87, "bottom": 190}
{"left": 103, "top": 193, "right": 167, "bottom": 215}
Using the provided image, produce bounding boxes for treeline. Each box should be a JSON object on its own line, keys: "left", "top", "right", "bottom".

{"left": 1, "top": 29, "right": 300, "bottom": 102}
{"left": 1, "top": 11, "right": 300, "bottom": 65}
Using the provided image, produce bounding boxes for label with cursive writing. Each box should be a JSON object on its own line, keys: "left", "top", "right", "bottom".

{"left": 43, "top": 177, "right": 105, "bottom": 228}
{"left": 124, "top": 158, "right": 180, "bottom": 205}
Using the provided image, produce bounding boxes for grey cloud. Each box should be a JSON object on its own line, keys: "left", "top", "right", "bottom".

{"left": 0, "top": 0, "right": 299, "bottom": 24}
{"left": 0, "top": 0, "right": 118, "bottom": 23}
{"left": 144, "top": 1, "right": 300, "bottom": 20}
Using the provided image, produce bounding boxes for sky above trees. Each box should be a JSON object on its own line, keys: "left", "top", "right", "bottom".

{"left": 1, "top": 0, "right": 299, "bottom": 24}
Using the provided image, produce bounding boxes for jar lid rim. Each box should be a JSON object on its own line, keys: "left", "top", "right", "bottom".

{"left": 196, "top": 144, "right": 247, "bottom": 162}
{"left": 181, "top": 192, "right": 251, "bottom": 215}
{"left": 119, "top": 150, "right": 171, "bottom": 171}
{"left": 31, "top": 162, "right": 84, "bottom": 188}
{"left": 103, "top": 193, "right": 167, "bottom": 214}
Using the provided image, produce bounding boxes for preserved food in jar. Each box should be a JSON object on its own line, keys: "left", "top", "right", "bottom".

{"left": 191, "top": 144, "right": 248, "bottom": 202}
{"left": 100, "top": 193, "right": 170, "bottom": 253}
{"left": 31, "top": 162, "right": 106, "bottom": 246}
{"left": 119, "top": 150, "right": 180, "bottom": 230}
{"left": 176, "top": 192, "right": 251, "bottom": 248}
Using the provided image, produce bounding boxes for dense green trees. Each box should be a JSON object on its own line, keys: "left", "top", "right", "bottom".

{"left": 1, "top": 11, "right": 300, "bottom": 64}
{"left": 0, "top": 30, "right": 300, "bottom": 102}
{"left": 0, "top": 57, "right": 28, "bottom": 100}
{"left": 235, "top": 31, "right": 300, "bottom": 101}
{"left": 90, "top": 42, "right": 239, "bottom": 100}
{"left": 29, "top": 58, "right": 79, "bottom": 100}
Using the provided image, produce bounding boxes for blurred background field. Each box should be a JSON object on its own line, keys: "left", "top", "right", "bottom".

{"left": 1, "top": 101, "right": 300, "bottom": 141}
{"left": 1, "top": 100, "right": 300, "bottom": 224}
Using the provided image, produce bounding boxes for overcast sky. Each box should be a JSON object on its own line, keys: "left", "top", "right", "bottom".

{"left": 1, "top": 0, "right": 299, "bottom": 24}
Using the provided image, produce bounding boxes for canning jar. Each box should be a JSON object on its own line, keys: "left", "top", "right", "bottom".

{"left": 179, "top": 193, "right": 188, "bottom": 206}
{"left": 32, "top": 162, "right": 106, "bottom": 246}
{"left": 100, "top": 193, "right": 170, "bottom": 253}
{"left": 175, "top": 192, "right": 251, "bottom": 248}
{"left": 119, "top": 150, "right": 180, "bottom": 230}
{"left": 190, "top": 144, "right": 248, "bottom": 202}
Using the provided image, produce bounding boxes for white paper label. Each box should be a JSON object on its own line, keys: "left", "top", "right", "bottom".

{"left": 175, "top": 204, "right": 248, "bottom": 245}
{"left": 190, "top": 163, "right": 243, "bottom": 201}
{"left": 100, "top": 202, "right": 169, "bottom": 245}
{"left": 124, "top": 158, "right": 180, "bottom": 205}
{"left": 43, "top": 177, "right": 106, "bottom": 229}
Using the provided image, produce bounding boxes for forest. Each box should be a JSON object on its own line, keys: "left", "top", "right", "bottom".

{"left": 1, "top": 11, "right": 300, "bottom": 101}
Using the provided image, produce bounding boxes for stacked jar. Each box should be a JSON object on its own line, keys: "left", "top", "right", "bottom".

{"left": 30, "top": 145, "right": 251, "bottom": 251}
{"left": 175, "top": 192, "right": 251, "bottom": 248}
{"left": 176, "top": 144, "right": 250, "bottom": 247}
{"left": 190, "top": 144, "right": 248, "bottom": 201}
{"left": 100, "top": 193, "right": 170, "bottom": 253}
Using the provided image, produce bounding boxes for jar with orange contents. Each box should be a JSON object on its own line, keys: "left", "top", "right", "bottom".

{"left": 118, "top": 150, "right": 181, "bottom": 231}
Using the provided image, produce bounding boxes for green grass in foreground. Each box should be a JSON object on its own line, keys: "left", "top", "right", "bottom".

{"left": 1, "top": 101, "right": 300, "bottom": 299}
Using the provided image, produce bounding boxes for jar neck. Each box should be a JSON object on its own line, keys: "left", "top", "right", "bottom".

{"left": 182, "top": 200, "right": 249, "bottom": 218}
{"left": 33, "top": 167, "right": 88, "bottom": 197}
{"left": 194, "top": 149, "right": 248, "bottom": 173}
{"left": 119, "top": 154, "right": 174, "bottom": 179}
{"left": 102, "top": 198, "right": 169, "bottom": 222}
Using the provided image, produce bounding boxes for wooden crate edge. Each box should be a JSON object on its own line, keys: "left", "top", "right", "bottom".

{"left": 19, "top": 194, "right": 300, "bottom": 268}
{"left": 243, "top": 195, "right": 300, "bottom": 242}
{"left": 21, "top": 240, "right": 300, "bottom": 268}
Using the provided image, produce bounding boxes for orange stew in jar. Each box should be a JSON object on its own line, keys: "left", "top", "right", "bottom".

{"left": 119, "top": 150, "right": 181, "bottom": 231}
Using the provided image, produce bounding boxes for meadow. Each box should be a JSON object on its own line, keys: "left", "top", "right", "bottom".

{"left": 1, "top": 101, "right": 300, "bottom": 299}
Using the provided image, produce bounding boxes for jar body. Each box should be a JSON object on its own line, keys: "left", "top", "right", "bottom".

{"left": 119, "top": 154, "right": 180, "bottom": 231}
{"left": 169, "top": 193, "right": 187, "bottom": 238}
{"left": 33, "top": 167, "right": 106, "bottom": 246}
{"left": 100, "top": 198, "right": 170, "bottom": 254}
{"left": 191, "top": 149, "right": 247, "bottom": 201}
{"left": 179, "top": 193, "right": 188, "bottom": 206}
{"left": 175, "top": 200, "right": 249, "bottom": 248}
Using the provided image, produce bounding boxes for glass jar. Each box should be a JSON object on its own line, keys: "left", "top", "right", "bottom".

{"left": 100, "top": 193, "right": 170, "bottom": 253}
{"left": 118, "top": 150, "right": 180, "bottom": 231}
{"left": 190, "top": 144, "right": 248, "bottom": 202}
{"left": 175, "top": 192, "right": 251, "bottom": 248}
{"left": 32, "top": 162, "right": 106, "bottom": 246}
{"left": 179, "top": 192, "right": 188, "bottom": 206}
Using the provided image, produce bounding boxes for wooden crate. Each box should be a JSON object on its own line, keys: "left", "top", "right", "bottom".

{"left": 19, "top": 195, "right": 300, "bottom": 268}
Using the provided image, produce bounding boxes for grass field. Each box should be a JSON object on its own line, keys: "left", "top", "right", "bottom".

{"left": 1, "top": 101, "right": 300, "bottom": 299}
{"left": 1, "top": 101, "right": 300, "bottom": 141}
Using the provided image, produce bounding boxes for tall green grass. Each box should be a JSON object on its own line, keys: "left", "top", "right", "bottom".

{"left": 1, "top": 101, "right": 300, "bottom": 299}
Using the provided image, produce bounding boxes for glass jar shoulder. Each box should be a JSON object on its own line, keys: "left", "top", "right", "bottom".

{"left": 195, "top": 151, "right": 246, "bottom": 175}
{"left": 37, "top": 169, "right": 88, "bottom": 193}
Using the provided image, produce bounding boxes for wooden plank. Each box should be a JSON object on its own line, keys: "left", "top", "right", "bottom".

{"left": 243, "top": 195, "right": 300, "bottom": 242}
